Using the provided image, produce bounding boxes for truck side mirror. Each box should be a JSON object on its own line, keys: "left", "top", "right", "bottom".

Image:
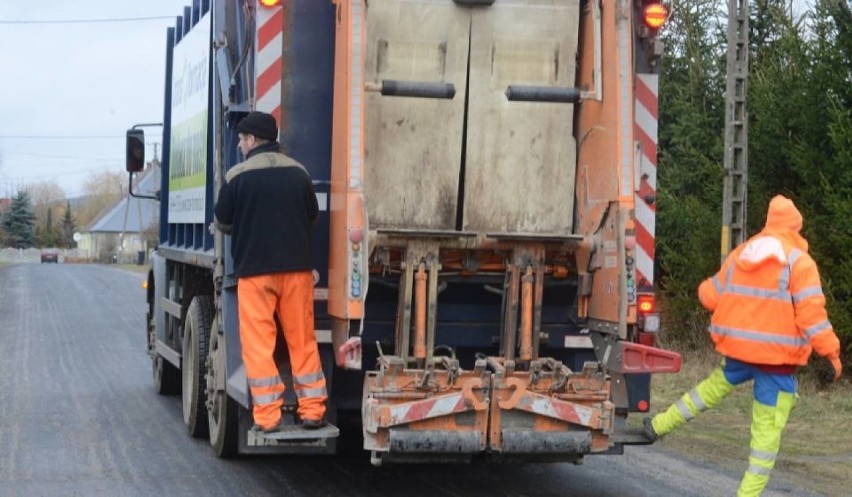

{"left": 126, "top": 129, "right": 146, "bottom": 172}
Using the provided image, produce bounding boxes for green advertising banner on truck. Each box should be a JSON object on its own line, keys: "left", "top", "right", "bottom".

{"left": 168, "top": 11, "right": 210, "bottom": 224}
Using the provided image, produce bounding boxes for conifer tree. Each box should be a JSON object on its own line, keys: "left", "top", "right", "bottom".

{"left": 60, "top": 201, "right": 76, "bottom": 248}
{"left": 43, "top": 208, "right": 55, "bottom": 247}
{"left": 1, "top": 190, "right": 36, "bottom": 248}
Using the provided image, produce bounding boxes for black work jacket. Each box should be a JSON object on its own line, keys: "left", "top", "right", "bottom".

{"left": 214, "top": 143, "right": 319, "bottom": 278}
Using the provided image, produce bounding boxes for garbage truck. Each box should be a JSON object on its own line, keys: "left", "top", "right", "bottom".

{"left": 126, "top": 0, "right": 680, "bottom": 463}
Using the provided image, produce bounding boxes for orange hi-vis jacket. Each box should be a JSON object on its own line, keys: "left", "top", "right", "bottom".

{"left": 698, "top": 196, "right": 841, "bottom": 367}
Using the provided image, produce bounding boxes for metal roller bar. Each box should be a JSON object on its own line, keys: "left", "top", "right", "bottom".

{"left": 366, "top": 80, "right": 457, "bottom": 99}
{"left": 505, "top": 85, "right": 581, "bottom": 104}
{"left": 389, "top": 430, "right": 483, "bottom": 453}
{"left": 501, "top": 430, "right": 592, "bottom": 454}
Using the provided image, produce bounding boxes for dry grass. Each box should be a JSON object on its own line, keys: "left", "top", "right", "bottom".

{"left": 107, "top": 263, "right": 149, "bottom": 274}
{"left": 648, "top": 347, "right": 852, "bottom": 496}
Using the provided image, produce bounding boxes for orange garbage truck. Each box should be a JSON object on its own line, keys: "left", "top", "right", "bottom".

{"left": 125, "top": 0, "right": 680, "bottom": 464}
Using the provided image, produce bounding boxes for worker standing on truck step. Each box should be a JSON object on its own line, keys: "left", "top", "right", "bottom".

{"left": 214, "top": 111, "right": 327, "bottom": 432}
{"left": 643, "top": 195, "right": 842, "bottom": 497}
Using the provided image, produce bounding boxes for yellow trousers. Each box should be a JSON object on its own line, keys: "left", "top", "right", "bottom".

{"left": 651, "top": 358, "right": 797, "bottom": 497}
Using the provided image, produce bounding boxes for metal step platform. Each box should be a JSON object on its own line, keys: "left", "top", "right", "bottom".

{"left": 247, "top": 423, "right": 340, "bottom": 448}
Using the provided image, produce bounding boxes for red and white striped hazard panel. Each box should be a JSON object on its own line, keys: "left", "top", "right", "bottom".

{"left": 255, "top": 2, "right": 284, "bottom": 125}
{"left": 634, "top": 74, "right": 658, "bottom": 289}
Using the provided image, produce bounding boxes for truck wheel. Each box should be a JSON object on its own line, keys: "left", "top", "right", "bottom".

{"left": 153, "top": 355, "right": 180, "bottom": 395}
{"left": 182, "top": 296, "right": 213, "bottom": 438}
{"left": 150, "top": 309, "right": 180, "bottom": 395}
{"left": 207, "top": 330, "right": 238, "bottom": 457}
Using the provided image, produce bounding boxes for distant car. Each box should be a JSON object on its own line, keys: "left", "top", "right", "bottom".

{"left": 40, "top": 251, "right": 59, "bottom": 264}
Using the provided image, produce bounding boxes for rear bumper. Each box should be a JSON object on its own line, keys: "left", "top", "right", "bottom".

{"left": 363, "top": 358, "right": 616, "bottom": 463}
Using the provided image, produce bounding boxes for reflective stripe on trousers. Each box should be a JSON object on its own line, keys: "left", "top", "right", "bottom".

{"left": 248, "top": 374, "right": 285, "bottom": 406}
{"left": 238, "top": 271, "right": 327, "bottom": 429}
{"left": 293, "top": 370, "right": 328, "bottom": 400}
{"left": 651, "top": 365, "right": 734, "bottom": 435}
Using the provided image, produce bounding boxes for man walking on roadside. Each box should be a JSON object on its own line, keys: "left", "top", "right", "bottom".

{"left": 644, "top": 194, "right": 842, "bottom": 496}
{"left": 214, "top": 111, "right": 327, "bottom": 432}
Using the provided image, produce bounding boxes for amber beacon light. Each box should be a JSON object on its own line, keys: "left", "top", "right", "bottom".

{"left": 259, "top": 0, "right": 282, "bottom": 7}
{"left": 642, "top": 3, "right": 668, "bottom": 30}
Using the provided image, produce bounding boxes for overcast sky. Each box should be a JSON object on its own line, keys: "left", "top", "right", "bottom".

{"left": 0, "top": 1, "right": 192, "bottom": 198}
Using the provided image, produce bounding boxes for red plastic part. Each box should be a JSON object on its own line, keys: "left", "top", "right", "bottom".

{"left": 336, "top": 336, "right": 362, "bottom": 370}
{"left": 617, "top": 341, "right": 681, "bottom": 374}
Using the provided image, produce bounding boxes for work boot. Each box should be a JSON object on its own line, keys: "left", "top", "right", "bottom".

{"left": 643, "top": 416, "right": 659, "bottom": 442}
{"left": 301, "top": 418, "right": 328, "bottom": 430}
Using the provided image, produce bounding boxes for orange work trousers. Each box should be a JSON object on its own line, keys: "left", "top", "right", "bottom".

{"left": 237, "top": 271, "right": 327, "bottom": 430}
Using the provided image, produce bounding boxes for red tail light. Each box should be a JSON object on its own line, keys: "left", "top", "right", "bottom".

{"left": 637, "top": 294, "right": 656, "bottom": 314}
{"left": 637, "top": 294, "right": 660, "bottom": 334}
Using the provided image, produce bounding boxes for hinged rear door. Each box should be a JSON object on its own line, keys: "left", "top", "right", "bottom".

{"left": 463, "top": 0, "right": 580, "bottom": 234}
{"left": 364, "top": 0, "right": 471, "bottom": 230}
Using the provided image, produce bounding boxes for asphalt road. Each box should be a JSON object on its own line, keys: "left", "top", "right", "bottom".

{"left": 0, "top": 263, "right": 824, "bottom": 497}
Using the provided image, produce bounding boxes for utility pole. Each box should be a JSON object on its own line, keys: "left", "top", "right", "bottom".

{"left": 721, "top": 0, "right": 749, "bottom": 260}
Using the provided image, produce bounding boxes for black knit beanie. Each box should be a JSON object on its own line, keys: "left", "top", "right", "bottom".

{"left": 237, "top": 111, "right": 278, "bottom": 141}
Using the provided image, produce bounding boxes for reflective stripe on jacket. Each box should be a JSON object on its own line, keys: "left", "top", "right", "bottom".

{"left": 698, "top": 231, "right": 840, "bottom": 366}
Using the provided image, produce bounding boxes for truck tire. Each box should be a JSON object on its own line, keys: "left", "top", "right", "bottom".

{"left": 182, "top": 295, "right": 213, "bottom": 438}
{"left": 207, "top": 329, "right": 238, "bottom": 457}
{"left": 150, "top": 309, "right": 180, "bottom": 395}
{"left": 153, "top": 355, "right": 181, "bottom": 395}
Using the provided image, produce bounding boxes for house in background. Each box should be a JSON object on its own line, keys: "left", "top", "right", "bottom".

{"left": 77, "top": 162, "right": 160, "bottom": 263}
{"left": 0, "top": 198, "right": 11, "bottom": 216}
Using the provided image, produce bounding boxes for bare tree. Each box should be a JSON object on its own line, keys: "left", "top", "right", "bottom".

{"left": 26, "top": 179, "right": 66, "bottom": 228}
{"left": 77, "top": 169, "right": 126, "bottom": 228}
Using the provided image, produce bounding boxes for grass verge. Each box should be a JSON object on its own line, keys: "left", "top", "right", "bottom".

{"left": 109, "top": 263, "right": 149, "bottom": 274}
{"left": 648, "top": 347, "right": 851, "bottom": 496}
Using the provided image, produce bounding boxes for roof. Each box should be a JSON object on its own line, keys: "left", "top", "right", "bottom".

{"left": 85, "top": 164, "right": 160, "bottom": 234}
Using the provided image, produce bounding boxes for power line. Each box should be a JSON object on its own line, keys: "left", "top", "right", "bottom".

{"left": 4, "top": 152, "right": 116, "bottom": 162}
{"left": 0, "top": 16, "right": 175, "bottom": 25}
{"left": 0, "top": 164, "right": 124, "bottom": 180}
{"left": 0, "top": 134, "right": 161, "bottom": 140}
{"left": 0, "top": 134, "right": 123, "bottom": 139}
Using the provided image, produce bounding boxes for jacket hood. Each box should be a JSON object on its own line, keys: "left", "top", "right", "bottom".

{"left": 735, "top": 195, "right": 808, "bottom": 271}
{"left": 765, "top": 195, "right": 802, "bottom": 232}
{"left": 736, "top": 236, "right": 788, "bottom": 271}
